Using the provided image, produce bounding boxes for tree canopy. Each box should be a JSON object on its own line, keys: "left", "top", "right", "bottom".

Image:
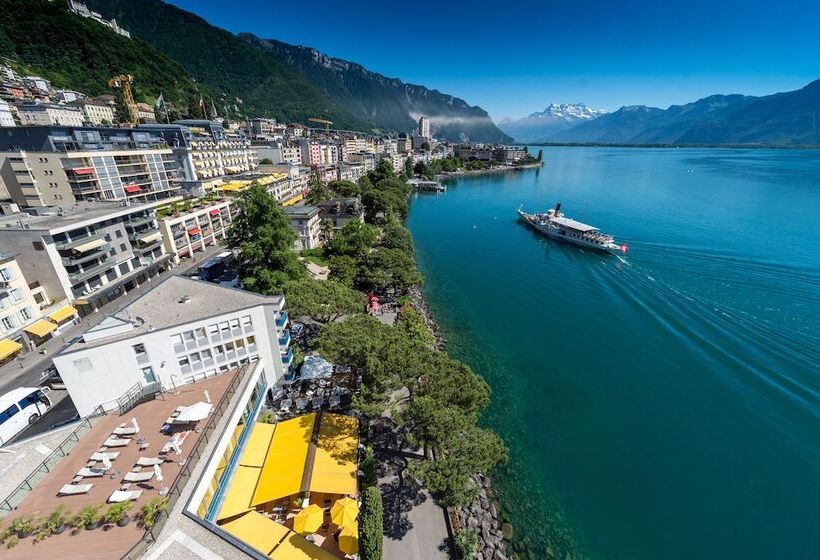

{"left": 282, "top": 278, "right": 363, "bottom": 323}
{"left": 326, "top": 218, "right": 379, "bottom": 258}
{"left": 226, "top": 184, "right": 304, "bottom": 294}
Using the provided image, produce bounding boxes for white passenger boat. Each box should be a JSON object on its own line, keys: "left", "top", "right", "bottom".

{"left": 517, "top": 202, "right": 628, "bottom": 254}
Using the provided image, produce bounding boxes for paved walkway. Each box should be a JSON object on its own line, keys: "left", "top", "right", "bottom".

{"left": 376, "top": 431, "right": 451, "bottom": 560}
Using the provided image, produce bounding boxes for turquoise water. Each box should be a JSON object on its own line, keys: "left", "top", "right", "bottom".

{"left": 405, "top": 148, "right": 820, "bottom": 560}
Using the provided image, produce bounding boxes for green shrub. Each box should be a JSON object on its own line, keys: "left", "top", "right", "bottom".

{"left": 359, "top": 486, "right": 383, "bottom": 560}
{"left": 454, "top": 527, "right": 479, "bottom": 559}
{"left": 361, "top": 444, "right": 377, "bottom": 487}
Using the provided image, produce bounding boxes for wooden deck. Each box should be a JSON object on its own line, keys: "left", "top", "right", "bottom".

{"left": 1, "top": 370, "right": 238, "bottom": 560}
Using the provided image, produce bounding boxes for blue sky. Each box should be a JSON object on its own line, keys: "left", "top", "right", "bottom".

{"left": 168, "top": 0, "right": 820, "bottom": 121}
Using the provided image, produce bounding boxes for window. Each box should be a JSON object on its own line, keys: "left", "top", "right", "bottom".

{"left": 115, "top": 230, "right": 123, "bottom": 238}
{"left": 224, "top": 341, "right": 235, "bottom": 352}
{"left": 182, "top": 330, "right": 195, "bottom": 342}
{"left": 9, "top": 289, "right": 23, "bottom": 303}
{"left": 1, "top": 315, "right": 16, "bottom": 331}
{"left": 207, "top": 324, "right": 219, "bottom": 337}
{"left": 178, "top": 357, "right": 190, "bottom": 368}
{"left": 219, "top": 321, "right": 230, "bottom": 335}
{"left": 241, "top": 315, "right": 252, "bottom": 328}
{"left": 170, "top": 333, "right": 183, "bottom": 346}
{"left": 190, "top": 352, "right": 202, "bottom": 365}
{"left": 142, "top": 366, "right": 156, "bottom": 384}
{"left": 0, "top": 267, "right": 13, "bottom": 282}
{"left": 120, "top": 243, "right": 127, "bottom": 252}
{"left": 133, "top": 343, "right": 147, "bottom": 357}
{"left": 234, "top": 338, "right": 245, "bottom": 349}
{"left": 201, "top": 349, "right": 212, "bottom": 360}
{"left": 247, "top": 335, "right": 256, "bottom": 346}
{"left": 0, "top": 404, "right": 19, "bottom": 426}
{"left": 229, "top": 318, "right": 240, "bottom": 330}
{"left": 19, "top": 307, "right": 33, "bottom": 322}
{"left": 32, "top": 241, "right": 45, "bottom": 251}
{"left": 195, "top": 327, "right": 206, "bottom": 338}
{"left": 214, "top": 345, "right": 224, "bottom": 356}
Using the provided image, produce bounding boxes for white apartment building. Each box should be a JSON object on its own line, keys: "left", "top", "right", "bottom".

{"left": 0, "top": 253, "right": 54, "bottom": 362}
{"left": 158, "top": 198, "right": 237, "bottom": 263}
{"left": 282, "top": 205, "right": 323, "bottom": 250}
{"left": 21, "top": 76, "right": 50, "bottom": 94}
{"left": 342, "top": 137, "right": 376, "bottom": 160}
{"left": 0, "top": 99, "right": 15, "bottom": 127}
{"left": 70, "top": 99, "right": 116, "bottom": 125}
{"left": 0, "top": 201, "right": 174, "bottom": 317}
{"left": 418, "top": 115, "right": 431, "bottom": 139}
{"left": 339, "top": 161, "right": 365, "bottom": 181}
{"left": 52, "top": 275, "right": 292, "bottom": 417}
{"left": 17, "top": 103, "right": 84, "bottom": 127}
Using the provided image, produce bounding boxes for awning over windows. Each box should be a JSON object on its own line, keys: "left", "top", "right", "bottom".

{"left": 48, "top": 305, "right": 78, "bottom": 324}
{"left": 251, "top": 413, "right": 315, "bottom": 506}
{"left": 139, "top": 231, "right": 162, "bottom": 244}
{"left": 188, "top": 227, "right": 201, "bottom": 235}
{"left": 209, "top": 208, "right": 221, "bottom": 216}
{"left": 220, "top": 511, "right": 289, "bottom": 555}
{"left": 24, "top": 319, "right": 57, "bottom": 338}
{"left": 309, "top": 413, "right": 358, "bottom": 496}
{"left": 0, "top": 338, "right": 22, "bottom": 361}
{"left": 124, "top": 185, "right": 142, "bottom": 193}
{"left": 73, "top": 238, "right": 106, "bottom": 253}
{"left": 69, "top": 167, "right": 94, "bottom": 175}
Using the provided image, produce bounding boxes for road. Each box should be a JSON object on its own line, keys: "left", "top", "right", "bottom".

{"left": 0, "top": 247, "right": 224, "bottom": 443}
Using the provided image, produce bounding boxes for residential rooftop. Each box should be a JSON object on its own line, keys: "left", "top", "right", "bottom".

{"left": 63, "top": 275, "right": 283, "bottom": 352}
{"left": 0, "top": 199, "right": 174, "bottom": 233}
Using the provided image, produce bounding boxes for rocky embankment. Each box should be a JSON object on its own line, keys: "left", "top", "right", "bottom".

{"left": 407, "top": 287, "right": 513, "bottom": 559}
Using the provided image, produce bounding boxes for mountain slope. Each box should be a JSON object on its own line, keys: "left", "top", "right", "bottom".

{"left": 241, "top": 35, "right": 511, "bottom": 143}
{"left": 84, "top": 0, "right": 369, "bottom": 129}
{"left": 497, "top": 103, "right": 606, "bottom": 143}
{"left": 85, "top": 0, "right": 510, "bottom": 142}
{"left": 0, "top": 0, "right": 203, "bottom": 117}
{"left": 543, "top": 84, "right": 820, "bottom": 145}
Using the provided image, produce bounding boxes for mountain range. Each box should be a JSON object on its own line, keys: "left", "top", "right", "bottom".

{"left": 497, "top": 103, "right": 607, "bottom": 143}
{"left": 501, "top": 82, "right": 820, "bottom": 146}
{"left": 80, "top": 0, "right": 510, "bottom": 142}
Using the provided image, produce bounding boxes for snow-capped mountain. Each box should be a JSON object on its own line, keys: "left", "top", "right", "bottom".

{"left": 497, "top": 103, "right": 607, "bottom": 143}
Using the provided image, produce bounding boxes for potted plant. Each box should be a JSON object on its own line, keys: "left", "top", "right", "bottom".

{"left": 72, "top": 504, "right": 103, "bottom": 531}
{"left": 139, "top": 496, "right": 169, "bottom": 529}
{"left": 10, "top": 515, "right": 35, "bottom": 539}
{"left": 105, "top": 501, "right": 133, "bottom": 527}
{"left": 34, "top": 506, "right": 70, "bottom": 542}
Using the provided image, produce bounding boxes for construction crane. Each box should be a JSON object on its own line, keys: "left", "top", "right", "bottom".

{"left": 308, "top": 117, "right": 333, "bottom": 130}
{"left": 107, "top": 74, "right": 138, "bottom": 125}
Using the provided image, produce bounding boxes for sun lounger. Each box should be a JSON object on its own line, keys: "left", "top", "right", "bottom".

{"left": 76, "top": 467, "right": 107, "bottom": 478}
{"left": 108, "top": 489, "right": 143, "bottom": 503}
{"left": 113, "top": 426, "right": 139, "bottom": 436}
{"left": 135, "top": 457, "right": 164, "bottom": 467}
{"left": 103, "top": 437, "right": 131, "bottom": 447}
{"left": 90, "top": 452, "right": 120, "bottom": 462}
{"left": 161, "top": 430, "right": 191, "bottom": 454}
{"left": 123, "top": 471, "right": 154, "bottom": 483}
{"left": 58, "top": 483, "right": 93, "bottom": 496}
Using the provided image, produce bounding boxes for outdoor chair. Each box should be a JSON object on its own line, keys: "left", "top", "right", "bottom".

{"left": 58, "top": 483, "right": 93, "bottom": 496}
{"left": 76, "top": 467, "right": 107, "bottom": 478}
{"left": 113, "top": 426, "right": 139, "bottom": 436}
{"left": 103, "top": 437, "right": 131, "bottom": 447}
{"left": 136, "top": 457, "right": 164, "bottom": 466}
{"left": 123, "top": 471, "right": 155, "bottom": 483}
{"left": 90, "top": 451, "right": 120, "bottom": 462}
{"left": 108, "top": 489, "right": 143, "bottom": 503}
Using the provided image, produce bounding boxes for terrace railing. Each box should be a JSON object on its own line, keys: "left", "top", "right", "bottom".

{"left": 120, "top": 364, "right": 249, "bottom": 560}
{"left": 117, "top": 381, "right": 161, "bottom": 415}
{"left": 0, "top": 405, "right": 106, "bottom": 518}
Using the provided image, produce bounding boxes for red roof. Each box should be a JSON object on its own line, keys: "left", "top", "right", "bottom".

{"left": 209, "top": 208, "right": 221, "bottom": 216}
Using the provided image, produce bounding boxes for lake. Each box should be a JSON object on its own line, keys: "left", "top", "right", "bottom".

{"left": 406, "top": 147, "right": 820, "bottom": 560}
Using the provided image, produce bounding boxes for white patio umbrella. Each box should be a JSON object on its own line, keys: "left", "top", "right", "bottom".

{"left": 204, "top": 390, "right": 211, "bottom": 404}
{"left": 175, "top": 402, "right": 213, "bottom": 423}
{"left": 171, "top": 441, "right": 182, "bottom": 456}
{"left": 153, "top": 463, "right": 163, "bottom": 483}
{"left": 131, "top": 417, "right": 140, "bottom": 432}
{"left": 101, "top": 453, "right": 112, "bottom": 471}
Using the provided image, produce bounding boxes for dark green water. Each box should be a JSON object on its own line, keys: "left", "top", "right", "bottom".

{"left": 406, "top": 148, "right": 820, "bottom": 560}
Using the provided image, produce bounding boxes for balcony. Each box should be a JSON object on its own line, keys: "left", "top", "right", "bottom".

{"left": 67, "top": 259, "right": 112, "bottom": 283}
{"left": 133, "top": 239, "right": 163, "bottom": 254}
{"left": 278, "top": 329, "right": 290, "bottom": 348}
{"left": 61, "top": 243, "right": 110, "bottom": 265}
{"left": 281, "top": 348, "right": 293, "bottom": 367}
{"left": 126, "top": 214, "right": 156, "bottom": 228}
{"left": 275, "top": 311, "right": 288, "bottom": 329}
{"left": 128, "top": 225, "right": 160, "bottom": 242}
{"left": 55, "top": 231, "right": 106, "bottom": 250}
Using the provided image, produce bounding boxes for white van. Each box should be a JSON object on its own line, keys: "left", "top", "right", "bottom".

{"left": 0, "top": 387, "right": 52, "bottom": 446}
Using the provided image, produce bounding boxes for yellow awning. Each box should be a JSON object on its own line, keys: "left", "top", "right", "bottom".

{"left": 220, "top": 511, "right": 289, "bottom": 555}
{"left": 270, "top": 532, "right": 339, "bottom": 560}
{"left": 217, "top": 465, "right": 261, "bottom": 521}
{"left": 282, "top": 194, "right": 303, "bottom": 206}
{"left": 0, "top": 338, "right": 22, "bottom": 361}
{"left": 220, "top": 181, "right": 248, "bottom": 192}
{"left": 251, "top": 414, "right": 315, "bottom": 506}
{"left": 24, "top": 319, "right": 57, "bottom": 338}
{"left": 73, "top": 298, "right": 90, "bottom": 305}
{"left": 241, "top": 423, "right": 275, "bottom": 468}
{"left": 73, "top": 238, "right": 106, "bottom": 253}
{"left": 139, "top": 231, "right": 162, "bottom": 244}
{"left": 310, "top": 413, "right": 358, "bottom": 496}
{"left": 48, "top": 305, "right": 77, "bottom": 324}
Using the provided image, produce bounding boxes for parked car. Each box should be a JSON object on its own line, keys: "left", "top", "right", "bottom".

{"left": 40, "top": 366, "right": 65, "bottom": 390}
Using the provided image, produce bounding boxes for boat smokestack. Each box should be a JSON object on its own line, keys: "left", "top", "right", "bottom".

{"left": 555, "top": 202, "right": 562, "bottom": 215}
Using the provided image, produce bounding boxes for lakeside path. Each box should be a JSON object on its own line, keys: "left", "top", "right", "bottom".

{"left": 436, "top": 162, "right": 543, "bottom": 181}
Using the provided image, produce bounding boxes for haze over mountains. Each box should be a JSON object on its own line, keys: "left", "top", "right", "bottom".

{"left": 83, "top": 0, "right": 510, "bottom": 143}
{"left": 500, "top": 81, "right": 820, "bottom": 145}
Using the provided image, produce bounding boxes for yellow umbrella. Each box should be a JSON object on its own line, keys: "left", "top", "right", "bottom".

{"left": 331, "top": 497, "right": 359, "bottom": 527}
{"left": 338, "top": 523, "right": 359, "bottom": 555}
{"left": 293, "top": 503, "right": 324, "bottom": 534}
